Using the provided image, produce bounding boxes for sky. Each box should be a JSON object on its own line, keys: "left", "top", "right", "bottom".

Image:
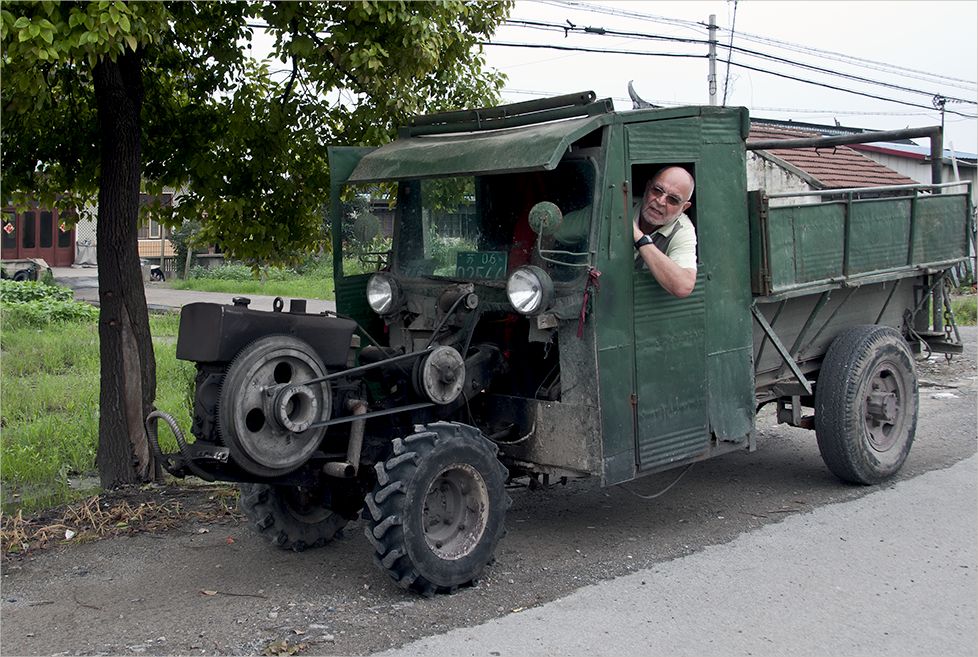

{"left": 483, "top": 0, "right": 978, "bottom": 155}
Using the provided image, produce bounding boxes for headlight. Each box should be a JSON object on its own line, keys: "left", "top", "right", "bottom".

{"left": 506, "top": 265, "right": 554, "bottom": 316}
{"left": 366, "top": 273, "right": 402, "bottom": 315}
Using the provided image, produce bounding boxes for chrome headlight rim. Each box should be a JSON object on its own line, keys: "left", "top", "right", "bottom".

{"left": 506, "top": 265, "right": 554, "bottom": 316}
{"left": 366, "top": 272, "right": 402, "bottom": 316}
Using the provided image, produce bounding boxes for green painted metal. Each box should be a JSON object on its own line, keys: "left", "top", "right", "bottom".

{"left": 634, "top": 270, "right": 709, "bottom": 470}
{"left": 327, "top": 146, "right": 382, "bottom": 333}
{"left": 325, "top": 94, "right": 963, "bottom": 490}
{"left": 347, "top": 114, "right": 614, "bottom": 183}
{"left": 595, "top": 106, "right": 755, "bottom": 484}
{"left": 750, "top": 190, "right": 971, "bottom": 297}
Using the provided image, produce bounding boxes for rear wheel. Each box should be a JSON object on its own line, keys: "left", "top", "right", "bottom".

{"left": 815, "top": 325, "right": 918, "bottom": 484}
{"left": 364, "top": 422, "right": 510, "bottom": 596}
{"left": 239, "top": 483, "right": 349, "bottom": 551}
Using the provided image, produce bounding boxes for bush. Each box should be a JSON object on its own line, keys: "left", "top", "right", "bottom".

{"left": 0, "top": 280, "right": 98, "bottom": 327}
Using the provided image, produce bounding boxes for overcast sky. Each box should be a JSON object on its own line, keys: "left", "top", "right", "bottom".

{"left": 484, "top": 0, "right": 978, "bottom": 155}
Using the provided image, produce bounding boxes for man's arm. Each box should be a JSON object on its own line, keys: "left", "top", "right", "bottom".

{"left": 633, "top": 221, "right": 696, "bottom": 298}
{"left": 635, "top": 242, "right": 696, "bottom": 297}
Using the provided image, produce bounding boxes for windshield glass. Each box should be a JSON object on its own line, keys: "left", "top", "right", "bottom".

{"left": 342, "top": 159, "right": 596, "bottom": 282}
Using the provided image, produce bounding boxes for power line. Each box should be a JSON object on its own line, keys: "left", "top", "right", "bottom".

{"left": 721, "top": 27, "right": 977, "bottom": 90}
{"left": 502, "top": 18, "right": 976, "bottom": 105}
{"left": 721, "top": 1, "right": 737, "bottom": 106}
{"left": 502, "top": 87, "right": 953, "bottom": 118}
{"left": 485, "top": 41, "right": 708, "bottom": 60}
{"left": 728, "top": 59, "right": 978, "bottom": 119}
{"left": 485, "top": 40, "right": 977, "bottom": 119}
{"left": 532, "top": 0, "right": 976, "bottom": 90}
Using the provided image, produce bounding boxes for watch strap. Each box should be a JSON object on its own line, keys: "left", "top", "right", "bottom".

{"left": 634, "top": 234, "right": 654, "bottom": 249}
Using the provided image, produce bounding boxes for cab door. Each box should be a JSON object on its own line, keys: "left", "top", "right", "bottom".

{"left": 632, "top": 265, "right": 709, "bottom": 471}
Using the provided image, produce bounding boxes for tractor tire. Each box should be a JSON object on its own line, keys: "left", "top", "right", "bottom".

{"left": 239, "top": 483, "right": 348, "bottom": 551}
{"left": 364, "top": 422, "right": 510, "bottom": 596}
{"left": 815, "top": 325, "right": 918, "bottom": 484}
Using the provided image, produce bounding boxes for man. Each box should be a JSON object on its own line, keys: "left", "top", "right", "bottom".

{"left": 633, "top": 166, "right": 697, "bottom": 298}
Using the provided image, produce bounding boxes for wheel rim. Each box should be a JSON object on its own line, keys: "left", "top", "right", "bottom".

{"left": 862, "top": 359, "right": 907, "bottom": 452}
{"left": 422, "top": 463, "right": 490, "bottom": 560}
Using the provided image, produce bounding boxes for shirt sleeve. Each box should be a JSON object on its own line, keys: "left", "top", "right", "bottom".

{"left": 665, "top": 219, "right": 697, "bottom": 270}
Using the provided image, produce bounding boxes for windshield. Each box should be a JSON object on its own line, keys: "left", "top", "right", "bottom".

{"left": 341, "top": 159, "right": 596, "bottom": 282}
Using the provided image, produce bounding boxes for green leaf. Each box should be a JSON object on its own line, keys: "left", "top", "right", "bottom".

{"left": 124, "top": 33, "right": 137, "bottom": 51}
{"left": 13, "top": 16, "right": 29, "bottom": 29}
{"left": 68, "top": 11, "right": 83, "bottom": 28}
{"left": 118, "top": 13, "right": 129, "bottom": 32}
{"left": 41, "top": 29, "right": 53, "bottom": 44}
{"left": 29, "top": 23, "right": 41, "bottom": 38}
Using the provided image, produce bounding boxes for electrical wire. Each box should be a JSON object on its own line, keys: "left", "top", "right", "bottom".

{"left": 533, "top": 1, "right": 976, "bottom": 90}
{"left": 721, "top": 0, "right": 738, "bottom": 106}
{"left": 485, "top": 41, "right": 707, "bottom": 60}
{"left": 501, "top": 18, "right": 977, "bottom": 105}
{"left": 484, "top": 40, "right": 977, "bottom": 119}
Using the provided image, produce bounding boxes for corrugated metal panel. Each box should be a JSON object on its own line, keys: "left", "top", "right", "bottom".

{"left": 626, "top": 119, "right": 702, "bottom": 161}
{"left": 634, "top": 271, "right": 708, "bottom": 471}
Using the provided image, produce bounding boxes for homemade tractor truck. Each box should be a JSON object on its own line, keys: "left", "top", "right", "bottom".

{"left": 148, "top": 92, "right": 971, "bottom": 596}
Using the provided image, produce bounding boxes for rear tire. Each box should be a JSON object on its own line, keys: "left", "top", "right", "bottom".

{"left": 239, "top": 483, "right": 348, "bottom": 551}
{"left": 364, "top": 422, "right": 510, "bottom": 596}
{"left": 815, "top": 325, "right": 918, "bottom": 484}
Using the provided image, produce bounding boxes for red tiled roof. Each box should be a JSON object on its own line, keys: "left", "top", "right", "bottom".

{"left": 748, "top": 125, "right": 917, "bottom": 188}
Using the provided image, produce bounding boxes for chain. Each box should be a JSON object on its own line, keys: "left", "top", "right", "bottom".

{"left": 943, "top": 276, "right": 955, "bottom": 363}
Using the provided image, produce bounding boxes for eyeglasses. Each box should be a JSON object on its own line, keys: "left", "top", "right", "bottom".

{"left": 646, "top": 183, "right": 685, "bottom": 207}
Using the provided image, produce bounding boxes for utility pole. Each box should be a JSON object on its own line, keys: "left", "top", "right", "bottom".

{"left": 707, "top": 14, "right": 717, "bottom": 105}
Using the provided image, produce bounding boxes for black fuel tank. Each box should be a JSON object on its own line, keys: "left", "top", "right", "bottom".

{"left": 176, "top": 302, "right": 357, "bottom": 368}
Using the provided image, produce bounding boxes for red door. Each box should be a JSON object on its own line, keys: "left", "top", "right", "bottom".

{"left": 1, "top": 206, "right": 75, "bottom": 266}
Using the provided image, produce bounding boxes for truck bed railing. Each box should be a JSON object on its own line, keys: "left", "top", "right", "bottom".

{"left": 763, "top": 181, "right": 972, "bottom": 200}
{"left": 749, "top": 182, "right": 972, "bottom": 299}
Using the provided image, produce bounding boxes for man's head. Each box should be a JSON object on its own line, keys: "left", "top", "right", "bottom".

{"left": 640, "top": 166, "right": 694, "bottom": 231}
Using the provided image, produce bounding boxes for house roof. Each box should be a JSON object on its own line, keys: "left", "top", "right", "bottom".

{"left": 851, "top": 142, "right": 977, "bottom": 167}
{"left": 748, "top": 124, "right": 918, "bottom": 189}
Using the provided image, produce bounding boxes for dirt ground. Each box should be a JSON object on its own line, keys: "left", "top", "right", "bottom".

{"left": 1, "top": 328, "right": 975, "bottom": 656}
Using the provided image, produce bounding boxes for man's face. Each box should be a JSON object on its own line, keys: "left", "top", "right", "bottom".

{"left": 640, "top": 169, "right": 692, "bottom": 230}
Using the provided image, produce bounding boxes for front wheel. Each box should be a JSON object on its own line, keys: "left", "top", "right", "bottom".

{"left": 815, "top": 325, "right": 919, "bottom": 484}
{"left": 239, "top": 483, "right": 349, "bottom": 551}
{"left": 364, "top": 422, "right": 510, "bottom": 596}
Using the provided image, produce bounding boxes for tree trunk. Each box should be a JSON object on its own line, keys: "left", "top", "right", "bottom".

{"left": 93, "top": 50, "right": 159, "bottom": 488}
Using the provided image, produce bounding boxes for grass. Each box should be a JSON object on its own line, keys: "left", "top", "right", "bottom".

{"left": 952, "top": 293, "right": 977, "bottom": 325}
{"left": 170, "top": 275, "right": 335, "bottom": 300}
{"left": 168, "top": 259, "right": 338, "bottom": 300}
{"left": 1, "top": 309, "right": 196, "bottom": 513}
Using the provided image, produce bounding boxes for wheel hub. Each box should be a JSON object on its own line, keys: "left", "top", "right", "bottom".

{"left": 272, "top": 384, "right": 320, "bottom": 433}
{"left": 422, "top": 463, "right": 489, "bottom": 560}
{"left": 863, "top": 363, "right": 905, "bottom": 452}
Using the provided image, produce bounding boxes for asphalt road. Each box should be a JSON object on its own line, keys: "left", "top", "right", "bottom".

{"left": 1, "top": 328, "right": 975, "bottom": 657}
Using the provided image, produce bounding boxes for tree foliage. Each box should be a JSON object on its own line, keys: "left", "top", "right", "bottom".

{"left": 2, "top": 0, "right": 512, "bottom": 262}
{"left": 1, "top": 0, "right": 512, "bottom": 486}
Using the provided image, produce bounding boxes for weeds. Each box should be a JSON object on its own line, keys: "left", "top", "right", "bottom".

{"left": 0, "top": 487, "right": 241, "bottom": 556}
{"left": 1, "top": 306, "right": 195, "bottom": 513}
{"left": 951, "top": 294, "right": 977, "bottom": 326}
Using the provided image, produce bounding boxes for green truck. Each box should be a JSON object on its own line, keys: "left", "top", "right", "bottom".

{"left": 150, "top": 91, "right": 971, "bottom": 596}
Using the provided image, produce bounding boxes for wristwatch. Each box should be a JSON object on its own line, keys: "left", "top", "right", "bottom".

{"left": 634, "top": 234, "right": 654, "bottom": 249}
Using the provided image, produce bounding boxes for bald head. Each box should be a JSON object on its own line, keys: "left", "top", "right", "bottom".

{"left": 640, "top": 166, "right": 694, "bottom": 229}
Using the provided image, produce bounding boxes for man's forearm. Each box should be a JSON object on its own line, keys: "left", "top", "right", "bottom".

{"left": 636, "top": 243, "right": 696, "bottom": 298}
